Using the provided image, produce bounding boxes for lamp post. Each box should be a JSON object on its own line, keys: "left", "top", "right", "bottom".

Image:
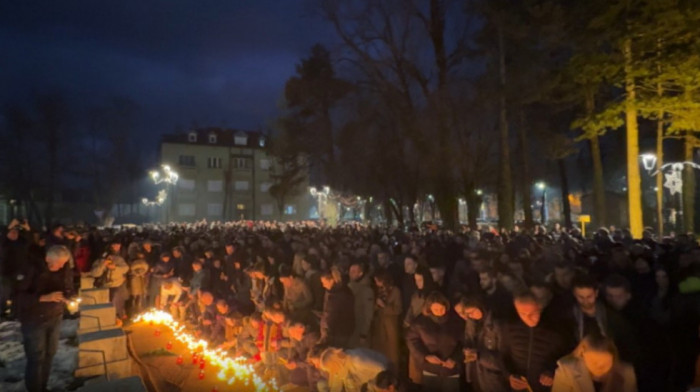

{"left": 641, "top": 153, "right": 663, "bottom": 235}
{"left": 309, "top": 185, "right": 330, "bottom": 222}
{"left": 641, "top": 155, "right": 700, "bottom": 233}
{"left": 536, "top": 182, "right": 547, "bottom": 225}
{"left": 147, "top": 165, "right": 179, "bottom": 223}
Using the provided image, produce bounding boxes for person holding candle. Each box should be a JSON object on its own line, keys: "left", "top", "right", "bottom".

{"left": 15, "top": 245, "right": 73, "bottom": 392}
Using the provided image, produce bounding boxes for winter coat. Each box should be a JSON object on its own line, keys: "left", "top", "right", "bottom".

{"left": 324, "top": 348, "right": 389, "bottom": 392}
{"left": 406, "top": 312, "right": 464, "bottom": 377}
{"left": 16, "top": 254, "right": 74, "bottom": 326}
{"left": 305, "top": 269, "right": 325, "bottom": 311}
{"left": 90, "top": 255, "right": 129, "bottom": 288}
{"left": 128, "top": 258, "right": 149, "bottom": 296}
{"left": 348, "top": 275, "right": 375, "bottom": 346}
{"left": 321, "top": 284, "right": 356, "bottom": 348}
{"left": 280, "top": 330, "right": 321, "bottom": 390}
{"left": 552, "top": 355, "right": 637, "bottom": 392}
{"left": 0, "top": 234, "right": 29, "bottom": 278}
{"left": 463, "top": 312, "right": 509, "bottom": 392}
{"left": 370, "top": 285, "right": 402, "bottom": 368}
{"left": 282, "top": 277, "right": 313, "bottom": 319}
{"left": 499, "top": 319, "right": 568, "bottom": 392}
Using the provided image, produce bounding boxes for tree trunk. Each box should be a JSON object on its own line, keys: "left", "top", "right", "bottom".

{"left": 586, "top": 91, "right": 607, "bottom": 229}
{"left": 496, "top": 19, "right": 514, "bottom": 230}
{"left": 558, "top": 158, "right": 572, "bottom": 228}
{"left": 683, "top": 132, "right": 695, "bottom": 233}
{"left": 624, "top": 37, "right": 643, "bottom": 238}
{"left": 518, "top": 110, "right": 533, "bottom": 229}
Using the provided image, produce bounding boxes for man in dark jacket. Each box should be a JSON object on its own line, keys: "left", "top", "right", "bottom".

{"left": 1, "top": 219, "right": 30, "bottom": 319}
{"left": 499, "top": 292, "right": 567, "bottom": 392}
{"left": 280, "top": 318, "right": 322, "bottom": 390}
{"left": 320, "top": 270, "right": 355, "bottom": 348}
{"left": 15, "top": 245, "right": 73, "bottom": 392}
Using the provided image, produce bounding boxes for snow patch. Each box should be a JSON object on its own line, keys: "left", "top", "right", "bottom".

{"left": 0, "top": 319, "right": 78, "bottom": 391}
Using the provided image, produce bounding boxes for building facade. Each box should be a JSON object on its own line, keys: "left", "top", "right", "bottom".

{"left": 160, "top": 128, "right": 312, "bottom": 222}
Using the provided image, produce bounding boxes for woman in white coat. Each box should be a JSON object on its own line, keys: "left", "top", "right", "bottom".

{"left": 552, "top": 334, "right": 637, "bottom": 392}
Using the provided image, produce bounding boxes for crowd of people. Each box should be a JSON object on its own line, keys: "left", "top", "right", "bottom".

{"left": 2, "top": 218, "right": 700, "bottom": 391}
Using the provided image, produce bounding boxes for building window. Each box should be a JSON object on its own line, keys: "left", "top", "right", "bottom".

{"left": 233, "top": 157, "right": 251, "bottom": 170}
{"left": 236, "top": 203, "right": 246, "bottom": 210}
{"left": 259, "top": 159, "right": 271, "bottom": 170}
{"left": 260, "top": 182, "right": 272, "bottom": 192}
{"left": 207, "top": 180, "right": 223, "bottom": 192}
{"left": 178, "top": 155, "right": 195, "bottom": 167}
{"left": 207, "top": 203, "right": 223, "bottom": 216}
{"left": 261, "top": 204, "right": 273, "bottom": 216}
{"left": 234, "top": 135, "right": 248, "bottom": 146}
{"left": 234, "top": 181, "right": 249, "bottom": 191}
{"left": 178, "top": 203, "right": 195, "bottom": 216}
{"left": 284, "top": 205, "right": 296, "bottom": 215}
{"left": 179, "top": 178, "right": 195, "bottom": 191}
{"left": 207, "top": 157, "right": 222, "bottom": 169}
{"left": 259, "top": 136, "right": 266, "bottom": 147}
{"left": 188, "top": 132, "right": 197, "bottom": 142}
{"left": 208, "top": 133, "right": 217, "bottom": 144}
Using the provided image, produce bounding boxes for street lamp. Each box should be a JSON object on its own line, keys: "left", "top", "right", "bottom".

{"left": 309, "top": 185, "right": 330, "bottom": 221}
{"left": 535, "top": 182, "right": 547, "bottom": 225}
{"left": 144, "top": 165, "right": 179, "bottom": 222}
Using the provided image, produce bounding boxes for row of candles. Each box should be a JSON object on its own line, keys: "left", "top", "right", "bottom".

{"left": 134, "top": 309, "right": 278, "bottom": 392}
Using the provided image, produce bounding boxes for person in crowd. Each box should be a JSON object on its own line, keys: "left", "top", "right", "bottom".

{"left": 403, "top": 264, "right": 436, "bottom": 384}
{"left": 211, "top": 299, "right": 241, "bottom": 347}
{"left": 363, "top": 370, "right": 403, "bottom": 392}
{"left": 249, "top": 260, "right": 281, "bottom": 313}
{"left": 570, "top": 274, "right": 640, "bottom": 364}
{"left": 209, "top": 257, "right": 228, "bottom": 299}
{"left": 171, "top": 246, "right": 192, "bottom": 285}
{"left": 454, "top": 295, "right": 508, "bottom": 392}
{"left": 193, "top": 291, "right": 217, "bottom": 338}
{"left": 348, "top": 259, "right": 375, "bottom": 348}
{"left": 400, "top": 255, "right": 418, "bottom": 312}
{"left": 302, "top": 254, "right": 325, "bottom": 312}
{"left": 90, "top": 241, "right": 130, "bottom": 324}
{"left": 279, "top": 264, "right": 313, "bottom": 322}
{"left": 149, "top": 252, "right": 175, "bottom": 307}
{"left": 500, "top": 291, "right": 567, "bottom": 392}
{"left": 479, "top": 267, "right": 514, "bottom": 320}
{"left": 140, "top": 239, "right": 159, "bottom": 267}
{"left": 308, "top": 346, "right": 390, "bottom": 392}
{"left": 370, "top": 269, "right": 402, "bottom": 369}
{"left": 406, "top": 291, "right": 463, "bottom": 392}
{"left": 15, "top": 245, "right": 73, "bottom": 392}
{"left": 279, "top": 318, "right": 321, "bottom": 390}
{"left": 128, "top": 252, "right": 149, "bottom": 315}
{"left": 159, "top": 278, "right": 184, "bottom": 316}
{"left": 189, "top": 259, "right": 211, "bottom": 297}
{"left": 319, "top": 267, "right": 355, "bottom": 348}
{"left": 552, "top": 334, "right": 637, "bottom": 392}
{"left": 1, "top": 219, "right": 30, "bottom": 319}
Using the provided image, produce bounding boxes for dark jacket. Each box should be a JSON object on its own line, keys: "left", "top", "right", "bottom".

{"left": 406, "top": 312, "right": 464, "bottom": 377}
{"left": 16, "top": 255, "right": 74, "bottom": 326}
{"left": 0, "top": 234, "right": 29, "bottom": 278}
{"left": 499, "top": 319, "right": 567, "bottom": 392}
{"left": 321, "top": 284, "right": 355, "bottom": 347}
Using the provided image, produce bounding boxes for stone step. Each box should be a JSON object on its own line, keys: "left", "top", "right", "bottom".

{"left": 80, "top": 275, "right": 95, "bottom": 290}
{"left": 79, "top": 288, "right": 110, "bottom": 305}
{"left": 79, "top": 303, "right": 117, "bottom": 333}
{"left": 77, "top": 376, "right": 146, "bottom": 391}
{"left": 74, "top": 357, "right": 132, "bottom": 380}
{"left": 78, "top": 328, "right": 128, "bottom": 367}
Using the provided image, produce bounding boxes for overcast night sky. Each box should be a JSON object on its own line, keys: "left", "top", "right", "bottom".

{"left": 0, "top": 1, "right": 331, "bottom": 147}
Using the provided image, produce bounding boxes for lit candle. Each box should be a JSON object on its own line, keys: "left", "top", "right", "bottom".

{"left": 198, "top": 369, "right": 205, "bottom": 380}
{"left": 199, "top": 358, "right": 206, "bottom": 369}
{"left": 176, "top": 355, "right": 183, "bottom": 365}
{"left": 154, "top": 329, "right": 161, "bottom": 337}
{"left": 166, "top": 341, "right": 173, "bottom": 350}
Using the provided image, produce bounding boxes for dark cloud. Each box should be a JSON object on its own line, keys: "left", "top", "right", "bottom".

{"left": 0, "top": 0, "right": 332, "bottom": 138}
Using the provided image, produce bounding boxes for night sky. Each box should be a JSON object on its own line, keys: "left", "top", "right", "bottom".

{"left": 0, "top": 1, "right": 331, "bottom": 144}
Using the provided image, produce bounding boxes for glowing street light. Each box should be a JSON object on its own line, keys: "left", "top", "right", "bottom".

{"left": 309, "top": 185, "right": 331, "bottom": 220}
{"left": 535, "top": 181, "right": 547, "bottom": 224}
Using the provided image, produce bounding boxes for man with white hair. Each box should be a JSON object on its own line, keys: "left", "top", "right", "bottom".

{"left": 15, "top": 245, "right": 73, "bottom": 392}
